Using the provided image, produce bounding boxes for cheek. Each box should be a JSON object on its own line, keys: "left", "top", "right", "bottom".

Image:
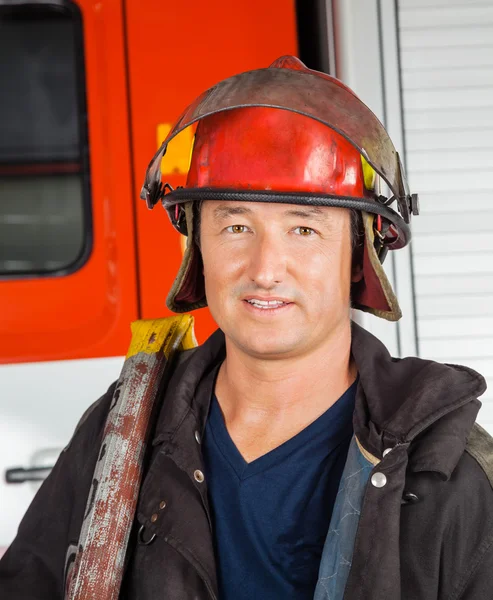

{"left": 296, "top": 241, "right": 352, "bottom": 303}
{"left": 202, "top": 242, "right": 245, "bottom": 304}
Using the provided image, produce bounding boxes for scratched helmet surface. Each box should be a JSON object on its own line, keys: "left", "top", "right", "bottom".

{"left": 141, "top": 56, "right": 419, "bottom": 321}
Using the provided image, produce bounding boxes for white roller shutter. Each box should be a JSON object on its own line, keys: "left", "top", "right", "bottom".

{"left": 398, "top": 0, "right": 493, "bottom": 422}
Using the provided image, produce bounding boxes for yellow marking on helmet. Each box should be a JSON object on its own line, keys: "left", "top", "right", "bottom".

{"left": 156, "top": 123, "right": 194, "bottom": 176}
{"left": 361, "top": 155, "right": 376, "bottom": 191}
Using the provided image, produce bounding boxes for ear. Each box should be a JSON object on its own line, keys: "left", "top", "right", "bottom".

{"left": 351, "top": 238, "right": 365, "bottom": 283}
{"left": 351, "top": 262, "right": 364, "bottom": 283}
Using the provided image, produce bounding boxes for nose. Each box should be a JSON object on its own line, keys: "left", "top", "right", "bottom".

{"left": 246, "top": 232, "right": 287, "bottom": 289}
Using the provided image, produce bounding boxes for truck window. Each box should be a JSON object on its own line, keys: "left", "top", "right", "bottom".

{"left": 0, "top": 2, "right": 90, "bottom": 276}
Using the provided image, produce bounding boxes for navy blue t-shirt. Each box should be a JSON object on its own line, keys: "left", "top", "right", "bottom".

{"left": 202, "top": 380, "right": 357, "bottom": 599}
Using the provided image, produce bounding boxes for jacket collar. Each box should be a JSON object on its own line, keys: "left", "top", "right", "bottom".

{"left": 350, "top": 322, "right": 486, "bottom": 479}
{"left": 152, "top": 329, "right": 225, "bottom": 448}
{"left": 152, "top": 323, "right": 486, "bottom": 480}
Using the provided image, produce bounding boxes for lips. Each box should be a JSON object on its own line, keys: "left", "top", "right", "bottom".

{"left": 243, "top": 297, "right": 292, "bottom": 310}
{"left": 247, "top": 299, "right": 285, "bottom": 309}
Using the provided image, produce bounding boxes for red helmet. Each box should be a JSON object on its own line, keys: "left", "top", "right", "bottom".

{"left": 187, "top": 107, "right": 372, "bottom": 198}
{"left": 141, "top": 56, "right": 419, "bottom": 321}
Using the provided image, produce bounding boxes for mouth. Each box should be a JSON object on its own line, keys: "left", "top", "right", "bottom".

{"left": 242, "top": 297, "right": 294, "bottom": 313}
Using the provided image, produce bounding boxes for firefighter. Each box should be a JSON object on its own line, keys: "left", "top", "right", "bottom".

{"left": 1, "top": 56, "right": 493, "bottom": 600}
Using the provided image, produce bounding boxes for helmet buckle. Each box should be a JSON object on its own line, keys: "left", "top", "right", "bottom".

{"left": 398, "top": 193, "right": 420, "bottom": 224}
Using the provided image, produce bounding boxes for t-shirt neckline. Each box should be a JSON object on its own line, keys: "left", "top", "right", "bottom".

{"left": 207, "top": 377, "right": 358, "bottom": 481}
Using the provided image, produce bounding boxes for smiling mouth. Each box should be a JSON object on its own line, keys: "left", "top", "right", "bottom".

{"left": 244, "top": 299, "right": 291, "bottom": 310}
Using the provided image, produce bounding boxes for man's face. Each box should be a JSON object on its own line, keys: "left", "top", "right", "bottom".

{"left": 200, "top": 201, "right": 356, "bottom": 359}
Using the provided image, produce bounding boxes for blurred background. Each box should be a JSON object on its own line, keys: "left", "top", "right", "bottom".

{"left": 1, "top": 0, "right": 492, "bottom": 552}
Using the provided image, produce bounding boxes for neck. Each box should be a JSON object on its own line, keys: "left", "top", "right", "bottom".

{"left": 215, "top": 320, "right": 357, "bottom": 462}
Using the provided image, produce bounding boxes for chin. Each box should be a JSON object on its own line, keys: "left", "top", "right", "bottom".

{"left": 231, "top": 327, "right": 307, "bottom": 359}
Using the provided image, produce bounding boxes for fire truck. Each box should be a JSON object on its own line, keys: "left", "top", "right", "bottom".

{"left": 2, "top": 0, "right": 492, "bottom": 552}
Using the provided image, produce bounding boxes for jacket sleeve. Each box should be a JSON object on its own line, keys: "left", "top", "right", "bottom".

{"left": 0, "top": 383, "right": 116, "bottom": 600}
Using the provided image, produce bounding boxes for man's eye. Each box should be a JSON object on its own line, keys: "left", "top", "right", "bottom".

{"left": 293, "top": 226, "right": 316, "bottom": 236}
{"left": 226, "top": 225, "right": 247, "bottom": 234}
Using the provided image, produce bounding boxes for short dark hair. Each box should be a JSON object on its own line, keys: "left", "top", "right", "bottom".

{"left": 349, "top": 209, "right": 364, "bottom": 251}
{"left": 193, "top": 201, "right": 363, "bottom": 251}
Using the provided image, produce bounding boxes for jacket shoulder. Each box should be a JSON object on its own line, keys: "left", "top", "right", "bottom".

{"left": 440, "top": 424, "right": 493, "bottom": 599}
{"left": 67, "top": 346, "right": 196, "bottom": 451}
{"left": 63, "top": 380, "right": 117, "bottom": 451}
{"left": 465, "top": 422, "right": 493, "bottom": 489}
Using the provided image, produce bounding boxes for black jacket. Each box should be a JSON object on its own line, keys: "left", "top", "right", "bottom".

{"left": 1, "top": 323, "right": 493, "bottom": 599}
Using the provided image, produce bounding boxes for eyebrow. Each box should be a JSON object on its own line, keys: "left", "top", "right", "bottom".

{"left": 213, "top": 205, "right": 253, "bottom": 221}
{"left": 283, "top": 207, "right": 329, "bottom": 221}
{"left": 212, "top": 204, "right": 329, "bottom": 222}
